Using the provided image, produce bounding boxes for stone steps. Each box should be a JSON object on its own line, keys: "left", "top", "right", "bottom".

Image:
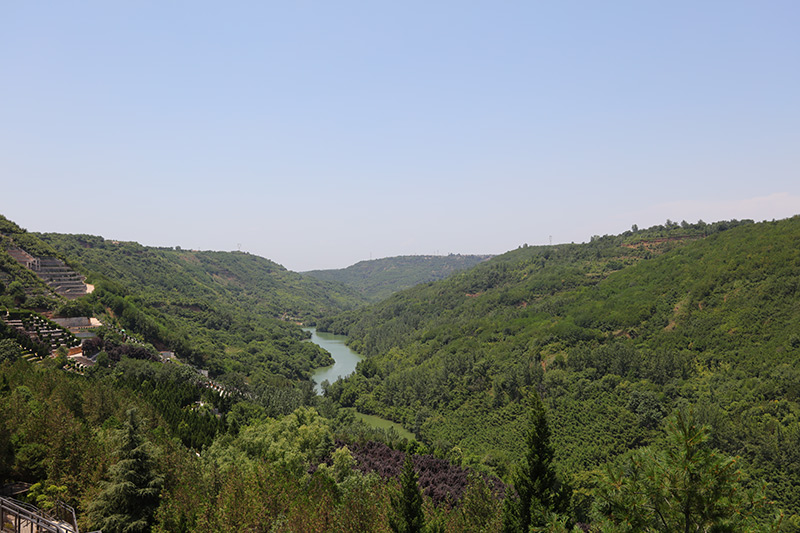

{"left": 6, "top": 250, "right": 88, "bottom": 298}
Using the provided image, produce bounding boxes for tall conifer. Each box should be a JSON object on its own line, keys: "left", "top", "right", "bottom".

{"left": 89, "top": 408, "right": 163, "bottom": 533}
{"left": 503, "top": 392, "right": 569, "bottom": 532}
{"left": 594, "top": 410, "right": 780, "bottom": 531}
{"left": 390, "top": 453, "right": 425, "bottom": 533}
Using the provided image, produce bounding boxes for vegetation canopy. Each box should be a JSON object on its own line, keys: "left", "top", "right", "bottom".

{"left": 2, "top": 214, "right": 800, "bottom": 531}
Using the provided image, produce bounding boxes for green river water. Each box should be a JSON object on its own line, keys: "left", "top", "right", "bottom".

{"left": 304, "top": 327, "right": 362, "bottom": 394}
{"left": 304, "top": 327, "right": 416, "bottom": 441}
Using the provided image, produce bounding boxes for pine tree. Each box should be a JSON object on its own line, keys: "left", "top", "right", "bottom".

{"left": 89, "top": 408, "right": 163, "bottom": 533}
{"left": 594, "top": 410, "right": 781, "bottom": 532}
{"left": 390, "top": 453, "right": 425, "bottom": 533}
{"left": 503, "top": 392, "right": 569, "bottom": 532}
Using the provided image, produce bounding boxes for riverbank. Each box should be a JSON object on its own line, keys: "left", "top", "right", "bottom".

{"left": 304, "top": 327, "right": 362, "bottom": 394}
{"left": 305, "top": 327, "right": 417, "bottom": 441}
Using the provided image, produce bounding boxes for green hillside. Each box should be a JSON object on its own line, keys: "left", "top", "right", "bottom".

{"left": 319, "top": 217, "right": 800, "bottom": 516}
{"left": 2, "top": 213, "right": 798, "bottom": 530}
{"left": 38, "top": 232, "right": 366, "bottom": 320}
{"left": 1, "top": 214, "right": 368, "bottom": 391}
{"left": 0, "top": 216, "right": 66, "bottom": 310}
{"left": 33, "top": 232, "right": 368, "bottom": 381}
{"left": 0, "top": 215, "right": 509, "bottom": 533}
{"left": 304, "top": 254, "right": 492, "bottom": 302}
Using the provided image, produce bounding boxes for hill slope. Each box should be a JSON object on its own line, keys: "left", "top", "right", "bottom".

{"left": 0, "top": 215, "right": 68, "bottom": 310}
{"left": 319, "top": 217, "right": 800, "bottom": 515}
{"left": 304, "top": 254, "right": 492, "bottom": 302}
{"left": 38, "top": 232, "right": 367, "bottom": 319}
{"left": 2, "top": 214, "right": 368, "bottom": 392}
{"left": 33, "top": 232, "right": 368, "bottom": 381}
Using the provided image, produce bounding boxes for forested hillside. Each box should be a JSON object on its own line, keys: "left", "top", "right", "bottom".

{"left": 319, "top": 217, "right": 800, "bottom": 520}
{"left": 0, "top": 351, "right": 514, "bottom": 532}
{"left": 304, "top": 254, "right": 492, "bottom": 302}
{"left": 38, "top": 232, "right": 366, "bottom": 319}
{"left": 3, "top": 214, "right": 799, "bottom": 531}
{"left": 1, "top": 214, "right": 367, "bottom": 391}
{"left": 3, "top": 214, "right": 510, "bottom": 532}
{"left": 32, "top": 232, "right": 368, "bottom": 383}
{"left": 0, "top": 216, "right": 65, "bottom": 310}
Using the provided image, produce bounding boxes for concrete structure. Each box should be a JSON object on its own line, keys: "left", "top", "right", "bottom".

{"left": 6, "top": 247, "right": 40, "bottom": 270}
{"left": 4, "top": 246, "right": 90, "bottom": 299}
{"left": 51, "top": 317, "right": 91, "bottom": 329}
{"left": 51, "top": 317, "right": 102, "bottom": 331}
{"left": 35, "top": 258, "right": 87, "bottom": 299}
{"left": 67, "top": 354, "right": 95, "bottom": 370}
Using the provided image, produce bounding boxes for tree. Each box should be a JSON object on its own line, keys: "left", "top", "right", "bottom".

{"left": 8, "top": 281, "right": 26, "bottom": 306}
{"left": 89, "top": 408, "right": 163, "bottom": 533}
{"left": 0, "top": 339, "right": 22, "bottom": 363}
{"left": 26, "top": 482, "right": 68, "bottom": 513}
{"left": 457, "top": 474, "right": 503, "bottom": 531}
{"left": 49, "top": 346, "right": 68, "bottom": 370}
{"left": 96, "top": 350, "right": 110, "bottom": 368}
{"left": 503, "top": 392, "right": 569, "bottom": 532}
{"left": 390, "top": 453, "right": 425, "bottom": 533}
{"left": 594, "top": 410, "right": 781, "bottom": 532}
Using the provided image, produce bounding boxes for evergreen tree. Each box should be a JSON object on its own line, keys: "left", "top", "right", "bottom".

{"left": 594, "top": 410, "right": 781, "bottom": 532}
{"left": 503, "top": 392, "right": 569, "bottom": 532}
{"left": 89, "top": 408, "right": 163, "bottom": 533}
{"left": 0, "top": 339, "right": 21, "bottom": 363}
{"left": 390, "top": 453, "right": 425, "bottom": 533}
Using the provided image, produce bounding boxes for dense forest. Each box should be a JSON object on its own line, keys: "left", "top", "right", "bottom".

{"left": 2, "top": 213, "right": 799, "bottom": 531}
{"left": 304, "top": 254, "right": 492, "bottom": 302}
{"left": 21, "top": 228, "right": 368, "bottom": 389}
{"left": 318, "top": 217, "right": 800, "bottom": 525}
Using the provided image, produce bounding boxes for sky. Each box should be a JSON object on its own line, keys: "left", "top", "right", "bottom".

{"left": 2, "top": 2, "right": 799, "bottom": 271}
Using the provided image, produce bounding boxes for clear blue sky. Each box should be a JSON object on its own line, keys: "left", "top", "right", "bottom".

{"left": 2, "top": 2, "right": 799, "bottom": 271}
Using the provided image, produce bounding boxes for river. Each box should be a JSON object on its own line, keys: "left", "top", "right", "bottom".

{"left": 304, "top": 327, "right": 417, "bottom": 440}
{"left": 304, "top": 327, "right": 363, "bottom": 394}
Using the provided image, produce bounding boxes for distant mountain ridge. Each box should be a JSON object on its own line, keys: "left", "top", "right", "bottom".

{"left": 303, "top": 254, "right": 493, "bottom": 302}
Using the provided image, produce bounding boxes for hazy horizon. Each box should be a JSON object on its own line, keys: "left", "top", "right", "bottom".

{"left": 3, "top": 2, "right": 799, "bottom": 271}
{"left": 4, "top": 212, "right": 797, "bottom": 274}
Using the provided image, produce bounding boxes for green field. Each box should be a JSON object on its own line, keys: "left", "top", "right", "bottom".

{"left": 346, "top": 408, "right": 416, "bottom": 441}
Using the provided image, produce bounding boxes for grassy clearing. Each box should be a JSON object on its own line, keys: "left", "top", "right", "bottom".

{"left": 346, "top": 408, "right": 417, "bottom": 441}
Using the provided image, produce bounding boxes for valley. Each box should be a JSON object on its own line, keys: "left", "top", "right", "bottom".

{"left": 1, "top": 214, "right": 798, "bottom": 531}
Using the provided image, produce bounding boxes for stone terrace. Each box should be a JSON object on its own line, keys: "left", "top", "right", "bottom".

{"left": 34, "top": 258, "right": 88, "bottom": 299}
